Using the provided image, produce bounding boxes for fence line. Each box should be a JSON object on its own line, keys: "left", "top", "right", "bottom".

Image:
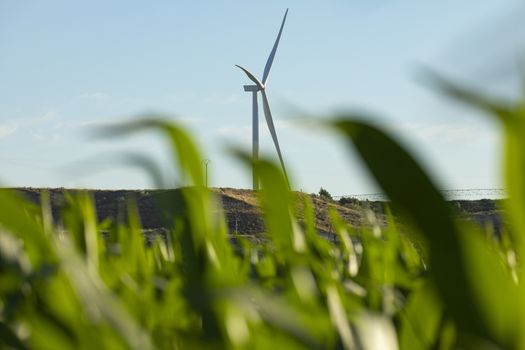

{"left": 332, "top": 188, "right": 505, "bottom": 201}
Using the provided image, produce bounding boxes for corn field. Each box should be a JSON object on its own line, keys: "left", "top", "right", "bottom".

{"left": 1, "top": 75, "right": 524, "bottom": 349}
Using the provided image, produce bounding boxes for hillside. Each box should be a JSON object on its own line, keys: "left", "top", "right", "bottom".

{"left": 10, "top": 187, "right": 503, "bottom": 237}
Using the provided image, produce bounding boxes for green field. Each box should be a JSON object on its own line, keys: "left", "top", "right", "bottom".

{"left": 0, "top": 76, "right": 524, "bottom": 349}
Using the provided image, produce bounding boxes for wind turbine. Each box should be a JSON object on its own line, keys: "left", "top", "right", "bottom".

{"left": 236, "top": 8, "right": 289, "bottom": 190}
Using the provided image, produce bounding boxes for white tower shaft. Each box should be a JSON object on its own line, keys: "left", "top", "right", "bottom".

{"left": 251, "top": 90, "right": 259, "bottom": 189}
{"left": 244, "top": 84, "right": 260, "bottom": 189}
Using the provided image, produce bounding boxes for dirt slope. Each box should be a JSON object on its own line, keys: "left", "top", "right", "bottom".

{"left": 218, "top": 188, "right": 368, "bottom": 235}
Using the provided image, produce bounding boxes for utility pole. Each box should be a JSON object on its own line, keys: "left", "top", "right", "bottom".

{"left": 203, "top": 159, "right": 211, "bottom": 188}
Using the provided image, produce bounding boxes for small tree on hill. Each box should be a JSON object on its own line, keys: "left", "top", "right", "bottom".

{"left": 319, "top": 187, "right": 333, "bottom": 201}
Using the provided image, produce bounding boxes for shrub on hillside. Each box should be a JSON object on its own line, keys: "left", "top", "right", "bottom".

{"left": 338, "top": 196, "right": 358, "bottom": 206}
{"left": 318, "top": 187, "right": 333, "bottom": 201}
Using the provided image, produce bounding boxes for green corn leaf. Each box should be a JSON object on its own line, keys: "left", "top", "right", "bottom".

{"left": 331, "top": 117, "right": 505, "bottom": 345}
{"left": 425, "top": 72, "right": 525, "bottom": 256}
{"left": 233, "top": 151, "right": 297, "bottom": 258}
{"left": 398, "top": 282, "right": 443, "bottom": 350}
{"left": 0, "top": 189, "right": 51, "bottom": 265}
{"left": 0, "top": 321, "right": 27, "bottom": 350}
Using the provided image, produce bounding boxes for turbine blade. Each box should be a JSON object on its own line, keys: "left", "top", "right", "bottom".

{"left": 235, "top": 65, "right": 264, "bottom": 90}
{"left": 260, "top": 90, "right": 289, "bottom": 185}
{"left": 262, "top": 8, "right": 289, "bottom": 85}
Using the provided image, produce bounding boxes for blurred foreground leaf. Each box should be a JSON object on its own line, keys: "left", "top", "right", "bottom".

{"left": 332, "top": 117, "right": 518, "bottom": 348}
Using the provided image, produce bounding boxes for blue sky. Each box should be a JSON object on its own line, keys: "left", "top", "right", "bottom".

{"left": 1, "top": 1, "right": 524, "bottom": 195}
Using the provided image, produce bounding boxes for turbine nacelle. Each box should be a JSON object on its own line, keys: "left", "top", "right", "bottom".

{"left": 243, "top": 85, "right": 260, "bottom": 92}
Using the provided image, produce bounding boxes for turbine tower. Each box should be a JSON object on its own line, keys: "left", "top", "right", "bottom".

{"left": 236, "top": 8, "right": 289, "bottom": 190}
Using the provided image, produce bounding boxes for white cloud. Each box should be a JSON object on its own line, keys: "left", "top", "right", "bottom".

{"left": 0, "top": 125, "right": 17, "bottom": 139}
{"left": 273, "top": 119, "right": 295, "bottom": 130}
{"left": 30, "top": 131, "right": 60, "bottom": 143}
{"left": 389, "top": 121, "right": 497, "bottom": 145}
{"left": 0, "top": 110, "right": 70, "bottom": 143}
{"left": 22, "top": 111, "right": 59, "bottom": 127}
{"left": 72, "top": 114, "right": 203, "bottom": 130}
